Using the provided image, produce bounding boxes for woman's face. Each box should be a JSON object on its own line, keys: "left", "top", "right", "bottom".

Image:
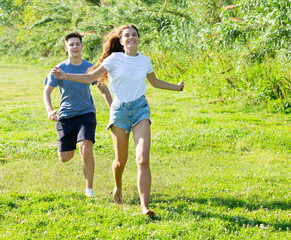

{"left": 120, "top": 27, "right": 139, "bottom": 49}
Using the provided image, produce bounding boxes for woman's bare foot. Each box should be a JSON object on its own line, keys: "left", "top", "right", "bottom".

{"left": 142, "top": 206, "right": 155, "bottom": 217}
{"left": 113, "top": 187, "right": 122, "bottom": 204}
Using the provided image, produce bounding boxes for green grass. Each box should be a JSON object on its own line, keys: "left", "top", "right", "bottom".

{"left": 0, "top": 63, "right": 290, "bottom": 239}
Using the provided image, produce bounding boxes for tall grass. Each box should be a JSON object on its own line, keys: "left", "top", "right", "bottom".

{"left": 148, "top": 49, "right": 290, "bottom": 112}
{"left": 1, "top": 0, "right": 290, "bottom": 102}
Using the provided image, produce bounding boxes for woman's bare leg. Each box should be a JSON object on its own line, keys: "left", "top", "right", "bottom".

{"left": 111, "top": 125, "right": 129, "bottom": 204}
{"left": 132, "top": 119, "right": 154, "bottom": 216}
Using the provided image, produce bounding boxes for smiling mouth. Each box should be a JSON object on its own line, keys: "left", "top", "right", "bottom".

{"left": 127, "top": 42, "right": 137, "bottom": 45}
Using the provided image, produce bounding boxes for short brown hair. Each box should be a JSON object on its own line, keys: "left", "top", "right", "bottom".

{"left": 64, "top": 32, "right": 83, "bottom": 43}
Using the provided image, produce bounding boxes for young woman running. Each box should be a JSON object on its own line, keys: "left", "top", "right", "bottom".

{"left": 52, "top": 24, "right": 184, "bottom": 216}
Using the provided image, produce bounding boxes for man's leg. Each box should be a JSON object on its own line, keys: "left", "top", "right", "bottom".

{"left": 76, "top": 113, "right": 96, "bottom": 197}
{"left": 58, "top": 151, "right": 74, "bottom": 162}
{"left": 78, "top": 140, "right": 95, "bottom": 190}
{"left": 57, "top": 117, "right": 78, "bottom": 162}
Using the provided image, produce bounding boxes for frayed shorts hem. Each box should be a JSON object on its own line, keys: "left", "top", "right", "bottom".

{"left": 106, "top": 117, "right": 151, "bottom": 133}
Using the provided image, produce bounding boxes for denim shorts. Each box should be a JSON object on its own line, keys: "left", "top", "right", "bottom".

{"left": 56, "top": 112, "right": 96, "bottom": 151}
{"left": 106, "top": 95, "right": 151, "bottom": 133}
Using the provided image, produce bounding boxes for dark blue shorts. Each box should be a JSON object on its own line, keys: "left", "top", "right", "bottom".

{"left": 56, "top": 112, "right": 96, "bottom": 152}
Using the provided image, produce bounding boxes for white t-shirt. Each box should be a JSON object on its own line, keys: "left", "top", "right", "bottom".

{"left": 102, "top": 52, "right": 154, "bottom": 102}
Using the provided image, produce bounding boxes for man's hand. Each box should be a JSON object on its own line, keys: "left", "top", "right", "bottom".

{"left": 47, "top": 110, "right": 58, "bottom": 121}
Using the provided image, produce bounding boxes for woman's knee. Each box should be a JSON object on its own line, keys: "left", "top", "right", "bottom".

{"left": 113, "top": 158, "right": 127, "bottom": 168}
{"left": 136, "top": 155, "right": 149, "bottom": 166}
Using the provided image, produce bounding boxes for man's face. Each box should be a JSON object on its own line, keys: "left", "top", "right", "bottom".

{"left": 65, "top": 37, "right": 83, "bottom": 58}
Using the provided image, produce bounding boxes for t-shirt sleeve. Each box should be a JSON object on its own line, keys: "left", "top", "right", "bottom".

{"left": 147, "top": 57, "right": 154, "bottom": 74}
{"left": 44, "top": 71, "right": 59, "bottom": 87}
{"left": 101, "top": 54, "right": 115, "bottom": 72}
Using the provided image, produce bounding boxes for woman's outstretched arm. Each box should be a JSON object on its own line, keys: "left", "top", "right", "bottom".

{"left": 52, "top": 65, "right": 107, "bottom": 84}
{"left": 146, "top": 72, "right": 184, "bottom": 91}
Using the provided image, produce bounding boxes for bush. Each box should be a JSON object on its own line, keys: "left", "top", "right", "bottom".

{"left": 0, "top": 0, "right": 290, "bottom": 102}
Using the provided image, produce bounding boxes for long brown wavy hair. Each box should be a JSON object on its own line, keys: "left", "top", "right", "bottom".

{"left": 89, "top": 24, "right": 140, "bottom": 82}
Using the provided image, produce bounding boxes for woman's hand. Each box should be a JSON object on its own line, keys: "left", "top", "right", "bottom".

{"left": 52, "top": 67, "right": 66, "bottom": 79}
{"left": 177, "top": 81, "right": 184, "bottom": 91}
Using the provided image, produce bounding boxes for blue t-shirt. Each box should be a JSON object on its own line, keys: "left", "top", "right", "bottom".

{"left": 45, "top": 59, "right": 96, "bottom": 120}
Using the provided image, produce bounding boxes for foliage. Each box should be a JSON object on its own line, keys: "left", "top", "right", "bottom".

{"left": 1, "top": 0, "right": 290, "bottom": 58}
{"left": 0, "top": 0, "right": 290, "bottom": 100}
{"left": 202, "top": 0, "right": 291, "bottom": 61}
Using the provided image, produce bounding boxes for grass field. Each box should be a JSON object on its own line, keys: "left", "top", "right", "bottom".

{"left": 0, "top": 63, "right": 290, "bottom": 239}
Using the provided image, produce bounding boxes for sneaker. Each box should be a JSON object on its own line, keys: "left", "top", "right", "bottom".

{"left": 85, "top": 188, "right": 95, "bottom": 198}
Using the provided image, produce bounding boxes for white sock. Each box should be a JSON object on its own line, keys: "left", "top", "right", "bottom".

{"left": 85, "top": 188, "right": 95, "bottom": 197}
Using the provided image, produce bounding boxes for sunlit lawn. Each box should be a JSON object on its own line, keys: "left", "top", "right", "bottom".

{"left": 0, "top": 63, "right": 290, "bottom": 239}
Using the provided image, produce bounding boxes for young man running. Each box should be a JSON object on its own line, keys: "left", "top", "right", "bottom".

{"left": 43, "top": 32, "right": 112, "bottom": 197}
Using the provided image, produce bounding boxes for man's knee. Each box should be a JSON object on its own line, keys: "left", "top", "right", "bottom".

{"left": 58, "top": 151, "right": 74, "bottom": 162}
{"left": 79, "top": 140, "right": 93, "bottom": 155}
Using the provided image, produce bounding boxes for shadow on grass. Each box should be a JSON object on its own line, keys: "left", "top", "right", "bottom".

{"left": 0, "top": 192, "right": 91, "bottom": 211}
{"left": 3, "top": 192, "right": 289, "bottom": 230}
{"left": 125, "top": 193, "right": 290, "bottom": 231}
{"left": 0, "top": 159, "right": 8, "bottom": 164}
{"left": 150, "top": 194, "right": 291, "bottom": 211}
{"left": 191, "top": 210, "right": 290, "bottom": 232}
